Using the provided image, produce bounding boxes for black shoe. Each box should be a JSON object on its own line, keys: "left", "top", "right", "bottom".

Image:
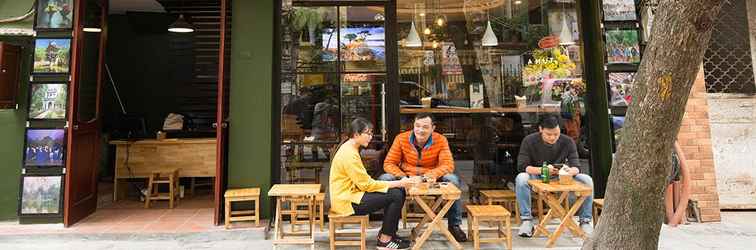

{"left": 377, "top": 236, "right": 411, "bottom": 250}
{"left": 448, "top": 225, "right": 468, "bottom": 242}
{"left": 376, "top": 234, "right": 410, "bottom": 244}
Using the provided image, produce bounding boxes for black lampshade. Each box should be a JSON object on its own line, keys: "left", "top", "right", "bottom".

{"left": 168, "top": 14, "right": 194, "bottom": 33}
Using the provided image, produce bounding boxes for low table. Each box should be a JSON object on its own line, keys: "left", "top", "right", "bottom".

{"left": 267, "top": 184, "right": 321, "bottom": 250}
{"left": 527, "top": 180, "right": 592, "bottom": 248}
{"left": 408, "top": 182, "right": 463, "bottom": 250}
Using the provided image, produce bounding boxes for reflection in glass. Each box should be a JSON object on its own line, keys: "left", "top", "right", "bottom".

{"left": 396, "top": 0, "right": 588, "bottom": 203}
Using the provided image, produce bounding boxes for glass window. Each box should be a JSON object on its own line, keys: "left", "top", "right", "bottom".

{"left": 279, "top": 3, "right": 388, "bottom": 185}
{"left": 396, "top": 0, "right": 588, "bottom": 203}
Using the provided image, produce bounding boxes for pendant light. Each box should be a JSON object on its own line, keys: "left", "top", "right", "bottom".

{"left": 481, "top": 12, "right": 498, "bottom": 47}
{"left": 405, "top": 4, "right": 422, "bottom": 47}
{"left": 168, "top": 14, "right": 194, "bottom": 33}
{"left": 168, "top": 0, "right": 194, "bottom": 33}
{"left": 558, "top": 10, "right": 574, "bottom": 45}
{"left": 405, "top": 22, "right": 422, "bottom": 47}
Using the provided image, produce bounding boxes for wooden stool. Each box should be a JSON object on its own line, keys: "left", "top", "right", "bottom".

{"left": 290, "top": 193, "right": 326, "bottom": 231}
{"left": 401, "top": 195, "right": 436, "bottom": 229}
{"left": 224, "top": 187, "right": 261, "bottom": 229}
{"left": 466, "top": 205, "right": 512, "bottom": 250}
{"left": 480, "top": 190, "right": 520, "bottom": 224}
{"left": 145, "top": 169, "right": 180, "bottom": 208}
{"left": 593, "top": 199, "right": 604, "bottom": 227}
{"left": 328, "top": 214, "right": 369, "bottom": 250}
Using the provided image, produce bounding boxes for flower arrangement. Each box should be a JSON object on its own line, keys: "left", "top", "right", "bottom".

{"left": 522, "top": 47, "right": 576, "bottom": 84}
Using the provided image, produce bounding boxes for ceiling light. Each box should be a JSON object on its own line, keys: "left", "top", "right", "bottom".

{"left": 83, "top": 27, "right": 101, "bottom": 33}
{"left": 168, "top": 14, "right": 194, "bottom": 33}
{"left": 405, "top": 22, "right": 422, "bottom": 47}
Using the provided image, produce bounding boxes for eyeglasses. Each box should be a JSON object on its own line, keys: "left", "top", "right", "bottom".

{"left": 362, "top": 131, "right": 374, "bottom": 137}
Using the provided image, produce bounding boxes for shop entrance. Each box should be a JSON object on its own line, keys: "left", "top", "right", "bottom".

{"left": 63, "top": 0, "right": 230, "bottom": 230}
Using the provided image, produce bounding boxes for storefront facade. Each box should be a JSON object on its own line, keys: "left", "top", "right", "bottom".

{"left": 0, "top": 0, "right": 722, "bottom": 225}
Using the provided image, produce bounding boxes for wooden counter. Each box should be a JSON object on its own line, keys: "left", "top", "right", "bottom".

{"left": 110, "top": 138, "right": 217, "bottom": 200}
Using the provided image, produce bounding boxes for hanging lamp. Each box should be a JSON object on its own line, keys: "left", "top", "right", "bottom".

{"left": 405, "top": 21, "right": 422, "bottom": 47}
{"left": 405, "top": 4, "right": 422, "bottom": 47}
{"left": 168, "top": 0, "right": 194, "bottom": 33}
{"left": 481, "top": 11, "right": 498, "bottom": 47}
{"left": 169, "top": 14, "right": 194, "bottom": 33}
{"left": 558, "top": 11, "right": 574, "bottom": 45}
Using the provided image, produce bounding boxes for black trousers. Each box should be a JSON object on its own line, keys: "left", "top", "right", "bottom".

{"left": 351, "top": 187, "right": 405, "bottom": 236}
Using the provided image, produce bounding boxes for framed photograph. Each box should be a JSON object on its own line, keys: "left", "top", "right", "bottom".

{"left": 33, "top": 38, "right": 72, "bottom": 74}
{"left": 28, "top": 83, "right": 68, "bottom": 120}
{"left": 605, "top": 29, "right": 641, "bottom": 64}
{"left": 603, "top": 0, "right": 638, "bottom": 21}
{"left": 23, "top": 129, "right": 66, "bottom": 167}
{"left": 607, "top": 72, "right": 636, "bottom": 106}
{"left": 34, "top": 0, "right": 74, "bottom": 30}
{"left": 19, "top": 175, "right": 64, "bottom": 216}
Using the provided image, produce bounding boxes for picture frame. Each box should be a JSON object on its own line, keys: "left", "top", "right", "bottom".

{"left": 23, "top": 128, "right": 66, "bottom": 167}
{"left": 19, "top": 174, "right": 64, "bottom": 216}
{"left": 28, "top": 83, "right": 68, "bottom": 120}
{"left": 602, "top": 0, "right": 638, "bottom": 21}
{"left": 604, "top": 29, "right": 641, "bottom": 64}
{"left": 607, "top": 72, "right": 636, "bottom": 107}
{"left": 33, "top": 38, "right": 72, "bottom": 74}
{"left": 34, "top": 0, "right": 75, "bottom": 30}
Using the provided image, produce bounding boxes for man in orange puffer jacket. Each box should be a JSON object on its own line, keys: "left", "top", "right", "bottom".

{"left": 379, "top": 113, "right": 467, "bottom": 242}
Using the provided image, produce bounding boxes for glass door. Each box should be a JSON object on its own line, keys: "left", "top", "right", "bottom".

{"left": 279, "top": 2, "right": 389, "bottom": 185}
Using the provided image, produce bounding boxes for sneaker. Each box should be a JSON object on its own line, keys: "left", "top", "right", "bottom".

{"left": 518, "top": 219, "right": 534, "bottom": 237}
{"left": 377, "top": 235, "right": 410, "bottom": 245}
{"left": 377, "top": 236, "right": 411, "bottom": 250}
{"left": 580, "top": 221, "right": 593, "bottom": 236}
{"left": 448, "top": 225, "right": 468, "bottom": 242}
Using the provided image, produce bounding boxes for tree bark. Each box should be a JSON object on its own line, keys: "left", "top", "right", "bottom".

{"left": 583, "top": 1, "right": 725, "bottom": 249}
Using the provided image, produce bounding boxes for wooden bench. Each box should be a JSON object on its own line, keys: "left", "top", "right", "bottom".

{"left": 144, "top": 169, "right": 180, "bottom": 208}
{"left": 593, "top": 198, "right": 604, "bottom": 227}
{"left": 224, "top": 187, "right": 261, "bottom": 228}
{"left": 480, "top": 190, "right": 520, "bottom": 224}
{"left": 466, "top": 205, "right": 512, "bottom": 250}
{"left": 328, "top": 214, "right": 369, "bottom": 250}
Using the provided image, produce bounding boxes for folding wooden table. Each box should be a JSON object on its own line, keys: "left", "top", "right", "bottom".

{"left": 527, "top": 180, "right": 592, "bottom": 248}
{"left": 408, "top": 182, "right": 463, "bottom": 250}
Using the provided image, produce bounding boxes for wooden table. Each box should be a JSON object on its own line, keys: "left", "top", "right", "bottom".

{"left": 527, "top": 180, "right": 592, "bottom": 248}
{"left": 110, "top": 138, "right": 216, "bottom": 200}
{"left": 408, "top": 182, "right": 463, "bottom": 250}
{"left": 268, "top": 184, "right": 321, "bottom": 250}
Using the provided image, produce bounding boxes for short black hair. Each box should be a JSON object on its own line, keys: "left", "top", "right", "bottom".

{"left": 539, "top": 114, "right": 560, "bottom": 129}
{"left": 348, "top": 117, "right": 374, "bottom": 137}
{"left": 414, "top": 113, "right": 434, "bottom": 124}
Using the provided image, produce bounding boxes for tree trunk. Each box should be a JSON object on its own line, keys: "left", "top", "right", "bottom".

{"left": 583, "top": 1, "right": 725, "bottom": 249}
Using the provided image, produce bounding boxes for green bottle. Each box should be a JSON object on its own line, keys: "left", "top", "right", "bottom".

{"left": 541, "top": 162, "right": 550, "bottom": 183}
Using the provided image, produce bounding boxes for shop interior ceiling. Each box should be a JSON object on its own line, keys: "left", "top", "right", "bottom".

{"left": 395, "top": 0, "right": 550, "bottom": 20}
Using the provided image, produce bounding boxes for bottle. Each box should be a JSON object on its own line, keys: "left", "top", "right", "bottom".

{"left": 541, "top": 161, "right": 550, "bottom": 183}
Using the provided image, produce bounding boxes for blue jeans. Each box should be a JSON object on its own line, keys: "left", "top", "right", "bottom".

{"left": 515, "top": 172, "right": 594, "bottom": 223}
{"left": 378, "top": 173, "right": 464, "bottom": 226}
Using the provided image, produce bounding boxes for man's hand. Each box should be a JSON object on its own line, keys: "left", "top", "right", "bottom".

{"left": 423, "top": 174, "right": 437, "bottom": 184}
{"left": 549, "top": 166, "right": 558, "bottom": 176}
{"left": 568, "top": 167, "right": 580, "bottom": 176}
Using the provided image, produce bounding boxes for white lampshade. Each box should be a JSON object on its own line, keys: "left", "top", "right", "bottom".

{"left": 481, "top": 20, "right": 498, "bottom": 47}
{"left": 405, "top": 21, "right": 422, "bottom": 47}
{"left": 558, "top": 14, "right": 574, "bottom": 45}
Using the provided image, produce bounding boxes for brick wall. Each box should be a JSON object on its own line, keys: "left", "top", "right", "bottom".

{"left": 677, "top": 67, "right": 721, "bottom": 222}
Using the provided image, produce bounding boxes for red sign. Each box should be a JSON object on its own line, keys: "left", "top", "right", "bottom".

{"left": 538, "top": 36, "right": 560, "bottom": 49}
